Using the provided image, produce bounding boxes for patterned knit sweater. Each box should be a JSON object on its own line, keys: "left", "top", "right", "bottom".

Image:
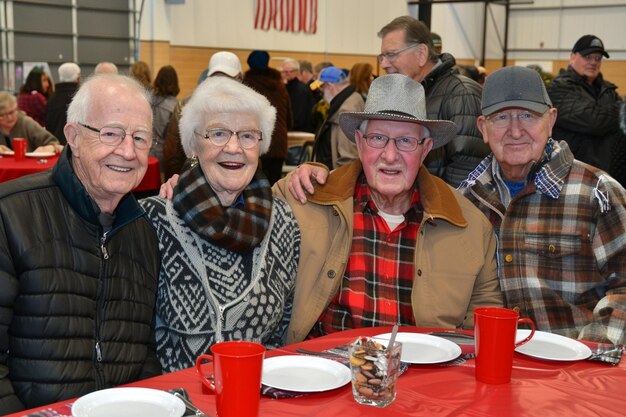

{"left": 141, "top": 196, "right": 300, "bottom": 372}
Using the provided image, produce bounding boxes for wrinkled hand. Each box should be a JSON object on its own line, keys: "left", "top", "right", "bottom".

{"left": 287, "top": 164, "right": 329, "bottom": 204}
{"left": 159, "top": 174, "right": 180, "bottom": 200}
{"left": 0, "top": 144, "right": 11, "bottom": 153}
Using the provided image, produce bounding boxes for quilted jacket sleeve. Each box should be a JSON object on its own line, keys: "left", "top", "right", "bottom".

{"left": 0, "top": 216, "right": 26, "bottom": 414}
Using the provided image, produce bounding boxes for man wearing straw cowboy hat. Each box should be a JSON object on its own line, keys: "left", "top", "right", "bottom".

{"left": 275, "top": 74, "right": 502, "bottom": 343}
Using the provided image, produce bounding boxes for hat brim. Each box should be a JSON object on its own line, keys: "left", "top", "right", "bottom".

{"left": 577, "top": 47, "right": 610, "bottom": 58}
{"left": 310, "top": 79, "right": 323, "bottom": 90}
{"left": 208, "top": 65, "right": 240, "bottom": 78}
{"left": 339, "top": 112, "right": 457, "bottom": 150}
{"left": 482, "top": 100, "right": 550, "bottom": 116}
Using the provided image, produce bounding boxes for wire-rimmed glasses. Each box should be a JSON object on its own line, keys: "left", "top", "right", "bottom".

{"left": 485, "top": 111, "right": 546, "bottom": 129}
{"left": 362, "top": 133, "right": 427, "bottom": 152}
{"left": 78, "top": 123, "right": 153, "bottom": 150}
{"left": 196, "top": 128, "right": 263, "bottom": 149}
{"left": 377, "top": 44, "right": 420, "bottom": 63}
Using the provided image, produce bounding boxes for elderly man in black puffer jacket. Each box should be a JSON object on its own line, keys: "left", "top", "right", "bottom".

{"left": 377, "top": 16, "right": 489, "bottom": 188}
{"left": 548, "top": 34, "right": 625, "bottom": 185}
{"left": 0, "top": 74, "right": 161, "bottom": 414}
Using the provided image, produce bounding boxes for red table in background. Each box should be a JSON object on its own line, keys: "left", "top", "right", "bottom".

{"left": 0, "top": 154, "right": 161, "bottom": 192}
{"left": 5, "top": 326, "right": 625, "bottom": 417}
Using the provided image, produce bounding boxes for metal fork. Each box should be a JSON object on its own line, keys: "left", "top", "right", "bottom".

{"left": 295, "top": 347, "right": 348, "bottom": 358}
{"left": 173, "top": 391, "right": 211, "bottom": 417}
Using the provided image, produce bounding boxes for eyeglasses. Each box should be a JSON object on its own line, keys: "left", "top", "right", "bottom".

{"left": 0, "top": 107, "right": 17, "bottom": 118}
{"left": 280, "top": 69, "right": 297, "bottom": 75}
{"left": 78, "top": 123, "right": 153, "bottom": 150}
{"left": 580, "top": 53, "right": 602, "bottom": 63}
{"left": 196, "top": 128, "right": 263, "bottom": 149}
{"left": 362, "top": 133, "right": 427, "bottom": 152}
{"left": 377, "top": 44, "right": 420, "bottom": 63}
{"left": 485, "top": 111, "right": 545, "bottom": 128}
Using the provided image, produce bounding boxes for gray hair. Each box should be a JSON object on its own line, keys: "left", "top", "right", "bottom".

{"left": 0, "top": 91, "right": 17, "bottom": 113}
{"left": 358, "top": 119, "right": 430, "bottom": 139}
{"left": 180, "top": 76, "right": 276, "bottom": 157}
{"left": 67, "top": 74, "right": 152, "bottom": 125}
{"left": 378, "top": 16, "right": 438, "bottom": 63}
{"left": 58, "top": 62, "right": 81, "bottom": 83}
{"left": 281, "top": 58, "right": 300, "bottom": 71}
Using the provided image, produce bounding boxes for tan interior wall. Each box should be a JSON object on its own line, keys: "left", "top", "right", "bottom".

{"left": 140, "top": 41, "right": 380, "bottom": 98}
{"left": 141, "top": 41, "right": 626, "bottom": 99}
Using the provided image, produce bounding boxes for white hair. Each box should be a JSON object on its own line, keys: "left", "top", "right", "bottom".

{"left": 180, "top": 77, "right": 276, "bottom": 157}
{"left": 58, "top": 63, "right": 81, "bottom": 83}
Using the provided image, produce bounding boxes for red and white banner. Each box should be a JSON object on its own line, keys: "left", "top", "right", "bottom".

{"left": 255, "top": 0, "right": 318, "bottom": 34}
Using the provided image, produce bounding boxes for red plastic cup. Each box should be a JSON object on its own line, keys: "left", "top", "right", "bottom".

{"left": 12, "top": 137, "right": 26, "bottom": 161}
{"left": 196, "top": 341, "right": 266, "bottom": 417}
{"left": 474, "top": 307, "right": 535, "bottom": 384}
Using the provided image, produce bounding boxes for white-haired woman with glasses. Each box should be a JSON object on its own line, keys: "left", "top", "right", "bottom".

{"left": 140, "top": 77, "right": 300, "bottom": 373}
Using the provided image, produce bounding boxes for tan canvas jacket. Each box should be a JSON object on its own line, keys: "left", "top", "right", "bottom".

{"left": 274, "top": 161, "right": 502, "bottom": 344}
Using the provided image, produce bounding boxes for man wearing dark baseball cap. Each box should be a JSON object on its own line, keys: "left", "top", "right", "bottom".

{"left": 458, "top": 65, "right": 626, "bottom": 346}
{"left": 548, "top": 34, "right": 622, "bottom": 177}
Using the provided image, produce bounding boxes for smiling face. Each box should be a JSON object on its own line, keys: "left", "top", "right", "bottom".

{"left": 196, "top": 111, "right": 261, "bottom": 206}
{"left": 356, "top": 119, "right": 433, "bottom": 214}
{"left": 65, "top": 80, "right": 152, "bottom": 213}
{"left": 477, "top": 107, "right": 557, "bottom": 182}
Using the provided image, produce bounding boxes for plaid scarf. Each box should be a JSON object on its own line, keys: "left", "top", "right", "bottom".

{"left": 172, "top": 163, "right": 272, "bottom": 253}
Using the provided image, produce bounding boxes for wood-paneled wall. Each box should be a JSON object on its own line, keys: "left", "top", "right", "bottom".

{"left": 141, "top": 41, "right": 626, "bottom": 99}
{"left": 140, "top": 41, "right": 379, "bottom": 98}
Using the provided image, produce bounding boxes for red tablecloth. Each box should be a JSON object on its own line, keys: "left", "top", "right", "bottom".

{"left": 0, "top": 154, "right": 161, "bottom": 192}
{"left": 5, "top": 327, "right": 626, "bottom": 417}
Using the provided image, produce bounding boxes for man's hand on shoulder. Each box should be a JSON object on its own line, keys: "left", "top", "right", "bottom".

{"left": 159, "top": 174, "right": 180, "bottom": 200}
{"left": 287, "top": 163, "right": 329, "bottom": 204}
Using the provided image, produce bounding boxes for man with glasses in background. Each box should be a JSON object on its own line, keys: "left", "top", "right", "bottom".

{"left": 458, "top": 66, "right": 626, "bottom": 345}
{"left": 548, "top": 35, "right": 625, "bottom": 185}
{"left": 377, "top": 16, "right": 489, "bottom": 187}
{"left": 0, "top": 74, "right": 161, "bottom": 413}
{"left": 274, "top": 74, "right": 502, "bottom": 343}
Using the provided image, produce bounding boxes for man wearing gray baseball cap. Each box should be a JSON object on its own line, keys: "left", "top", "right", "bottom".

{"left": 458, "top": 65, "right": 626, "bottom": 345}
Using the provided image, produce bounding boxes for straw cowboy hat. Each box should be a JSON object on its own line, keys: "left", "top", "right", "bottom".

{"left": 339, "top": 73, "right": 456, "bottom": 149}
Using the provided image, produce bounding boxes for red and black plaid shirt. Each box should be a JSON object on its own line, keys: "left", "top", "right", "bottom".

{"left": 310, "top": 174, "right": 421, "bottom": 337}
{"left": 18, "top": 91, "right": 47, "bottom": 127}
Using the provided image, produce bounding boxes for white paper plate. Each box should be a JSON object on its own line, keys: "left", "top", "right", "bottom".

{"left": 71, "top": 387, "right": 185, "bottom": 417}
{"left": 0, "top": 149, "right": 14, "bottom": 156}
{"left": 373, "top": 332, "right": 462, "bottom": 364}
{"left": 262, "top": 355, "right": 351, "bottom": 392}
{"left": 26, "top": 151, "right": 56, "bottom": 158}
{"left": 515, "top": 330, "right": 592, "bottom": 361}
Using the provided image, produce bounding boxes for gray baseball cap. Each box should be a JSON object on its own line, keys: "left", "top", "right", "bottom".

{"left": 481, "top": 66, "right": 552, "bottom": 116}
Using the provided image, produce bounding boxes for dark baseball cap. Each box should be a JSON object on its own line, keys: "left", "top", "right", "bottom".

{"left": 481, "top": 66, "right": 552, "bottom": 116}
{"left": 572, "top": 35, "right": 610, "bottom": 58}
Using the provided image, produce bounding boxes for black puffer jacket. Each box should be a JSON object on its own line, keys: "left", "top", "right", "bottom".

{"left": 548, "top": 66, "right": 622, "bottom": 174}
{"left": 422, "top": 53, "right": 489, "bottom": 188}
{"left": 0, "top": 148, "right": 161, "bottom": 414}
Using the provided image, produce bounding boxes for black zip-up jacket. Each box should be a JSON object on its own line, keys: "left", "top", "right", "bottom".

{"left": 548, "top": 66, "right": 622, "bottom": 173}
{"left": 422, "top": 53, "right": 489, "bottom": 188}
{"left": 0, "top": 148, "right": 160, "bottom": 413}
